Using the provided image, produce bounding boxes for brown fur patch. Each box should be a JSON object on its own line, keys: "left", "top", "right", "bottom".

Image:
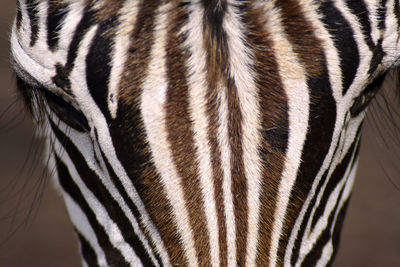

{"left": 165, "top": 2, "right": 212, "bottom": 265}
{"left": 202, "top": 1, "right": 230, "bottom": 264}
{"left": 226, "top": 78, "right": 248, "bottom": 267}
{"left": 204, "top": 87, "right": 228, "bottom": 266}
{"left": 241, "top": 3, "right": 289, "bottom": 266}
{"left": 275, "top": 0, "right": 324, "bottom": 78}
{"left": 94, "top": 0, "right": 125, "bottom": 20}
{"left": 203, "top": 0, "right": 229, "bottom": 89}
{"left": 203, "top": 1, "right": 250, "bottom": 265}
{"left": 116, "top": 1, "right": 188, "bottom": 265}
{"left": 274, "top": 1, "right": 328, "bottom": 266}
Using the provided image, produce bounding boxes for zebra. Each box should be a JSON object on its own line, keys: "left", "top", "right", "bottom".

{"left": 9, "top": 0, "right": 400, "bottom": 266}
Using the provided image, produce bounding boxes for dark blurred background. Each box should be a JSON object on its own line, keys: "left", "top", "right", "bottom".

{"left": 1, "top": 2, "right": 400, "bottom": 266}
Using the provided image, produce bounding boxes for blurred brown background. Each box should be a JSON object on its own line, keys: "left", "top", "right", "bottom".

{"left": 1, "top": 2, "right": 400, "bottom": 266}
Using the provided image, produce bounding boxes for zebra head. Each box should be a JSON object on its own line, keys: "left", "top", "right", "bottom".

{"left": 10, "top": 0, "right": 400, "bottom": 266}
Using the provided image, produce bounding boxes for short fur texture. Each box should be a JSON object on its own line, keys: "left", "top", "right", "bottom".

{"left": 10, "top": 0, "right": 400, "bottom": 266}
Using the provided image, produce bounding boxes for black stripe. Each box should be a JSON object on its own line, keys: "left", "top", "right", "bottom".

{"left": 300, "top": 189, "right": 351, "bottom": 267}
{"left": 25, "top": 0, "right": 39, "bottom": 46}
{"left": 290, "top": 169, "right": 329, "bottom": 266}
{"left": 368, "top": 39, "right": 385, "bottom": 75}
{"left": 47, "top": 1, "right": 69, "bottom": 51}
{"left": 85, "top": 19, "right": 117, "bottom": 121}
{"left": 76, "top": 229, "right": 100, "bottom": 267}
{"left": 53, "top": 153, "right": 129, "bottom": 267}
{"left": 107, "top": 1, "right": 188, "bottom": 264}
{"left": 108, "top": 109, "right": 172, "bottom": 264}
{"left": 345, "top": 0, "right": 375, "bottom": 49}
{"left": 284, "top": 64, "right": 337, "bottom": 266}
{"left": 16, "top": 0, "right": 22, "bottom": 30}
{"left": 52, "top": 6, "right": 96, "bottom": 91}
{"left": 289, "top": 131, "right": 343, "bottom": 266}
{"left": 107, "top": 2, "right": 191, "bottom": 264}
{"left": 394, "top": 0, "right": 400, "bottom": 33}
{"left": 202, "top": 0, "right": 227, "bottom": 46}
{"left": 377, "top": 0, "right": 388, "bottom": 30}
{"left": 97, "top": 140, "right": 163, "bottom": 266}
{"left": 369, "top": 0, "right": 387, "bottom": 75}
{"left": 288, "top": 128, "right": 343, "bottom": 265}
{"left": 63, "top": 7, "right": 95, "bottom": 71}
{"left": 326, "top": 199, "right": 351, "bottom": 267}
{"left": 311, "top": 130, "right": 360, "bottom": 230}
{"left": 299, "top": 136, "right": 360, "bottom": 266}
{"left": 344, "top": 0, "right": 385, "bottom": 76}
{"left": 319, "top": 1, "right": 359, "bottom": 95}
{"left": 290, "top": 125, "right": 360, "bottom": 265}
{"left": 49, "top": 120, "right": 154, "bottom": 266}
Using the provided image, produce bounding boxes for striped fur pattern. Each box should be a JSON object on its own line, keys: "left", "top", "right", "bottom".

{"left": 10, "top": 0, "right": 400, "bottom": 266}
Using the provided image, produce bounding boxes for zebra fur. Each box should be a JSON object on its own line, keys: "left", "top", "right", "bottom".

{"left": 10, "top": 0, "right": 400, "bottom": 266}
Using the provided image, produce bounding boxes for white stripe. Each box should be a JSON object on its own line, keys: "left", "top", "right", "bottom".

{"left": 57, "top": 27, "right": 142, "bottom": 265}
{"left": 59, "top": 120, "right": 159, "bottom": 266}
{"left": 315, "top": 242, "right": 333, "bottom": 267}
{"left": 314, "top": 157, "right": 358, "bottom": 267}
{"left": 52, "top": 135, "right": 142, "bottom": 266}
{"left": 288, "top": 1, "right": 374, "bottom": 260}
{"left": 281, "top": 1, "right": 351, "bottom": 264}
{"left": 287, "top": 0, "right": 373, "bottom": 261}
{"left": 254, "top": 2, "right": 310, "bottom": 266}
{"left": 364, "top": 0, "right": 381, "bottom": 45}
{"left": 295, "top": 137, "right": 359, "bottom": 266}
{"left": 382, "top": 0, "right": 400, "bottom": 68}
{"left": 333, "top": 157, "right": 358, "bottom": 229}
{"left": 108, "top": 0, "right": 140, "bottom": 119}
{"left": 67, "top": 24, "right": 170, "bottom": 266}
{"left": 16, "top": 0, "right": 31, "bottom": 49}
{"left": 11, "top": 1, "right": 57, "bottom": 88}
{"left": 56, "top": 0, "right": 86, "bottom": 65}
{"left": 297, "top": 0, "right": 343, "bottom": 101}
{"left": 217, "top": 86, "right": 236, "bottom": 266}
{"left": 336, "top": 0, "right": 373, "bottom": 98}
{"left": 10, "top": 26, "right": 55, "bottom": 88}
{"left": 63, "top": 192, "right": 107, "bottom": 266}
{"left": 11, "top": 1, "right": 84, "bottom": 100}
{"left": 224, "top": 2, "right": 263, "bottom": 266}
{"left": 33, "top": 0, "right": 48, "bottom": 49}
{"left": 140, "top": 3, "right": 198, "bottom": 266}
{"left": 185, "top": 4, "right": 220, "bottom": 266}
{"left": 65, "top": 195, "right": 107, "bottom": 266}
{"left": 69, "top": 45, "right": 173, "bottom": 267}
